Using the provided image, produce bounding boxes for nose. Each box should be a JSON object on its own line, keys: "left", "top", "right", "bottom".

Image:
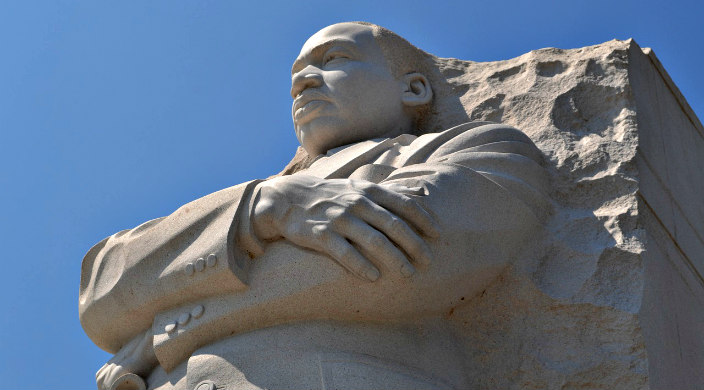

{"left": 291, "top": 66, "right": 323, "bottom": 98}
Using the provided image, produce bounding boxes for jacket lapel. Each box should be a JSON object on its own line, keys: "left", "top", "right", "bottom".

{"left": 305, "top": 138, "right": 397, "bottom": 179}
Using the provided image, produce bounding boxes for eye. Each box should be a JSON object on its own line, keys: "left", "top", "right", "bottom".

{"left": 323, "top": 52, "right": 349, "bottom": 66}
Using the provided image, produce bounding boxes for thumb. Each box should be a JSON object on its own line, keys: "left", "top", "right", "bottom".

{"left": 380, "top": 182, "right": 426, "bottom": 196}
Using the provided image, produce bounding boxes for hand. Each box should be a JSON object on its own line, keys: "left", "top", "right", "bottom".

{"left": 96, "top": 330, "right": 156, "bottom": 390}
{"left": 251, "top": 175, "right": 439, "bottom": 281}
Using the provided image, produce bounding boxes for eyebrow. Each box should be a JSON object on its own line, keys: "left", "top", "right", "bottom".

{"left": 291, "top": 38, "right": 357, "bottom": 75}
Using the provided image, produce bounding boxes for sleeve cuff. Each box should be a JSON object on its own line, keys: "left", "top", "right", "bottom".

{"left": 236, "top": 179, "right": 267, "bottom": 258}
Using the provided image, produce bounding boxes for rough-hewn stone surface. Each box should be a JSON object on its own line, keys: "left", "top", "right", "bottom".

{"left": 279, "top": 39, "right": 703, "bottom": 389}
{"left": 428, "top": 39, "right": 648, "bottom": 389}
{"left": 421, "top": 39, "right": 700, "bottom": 389}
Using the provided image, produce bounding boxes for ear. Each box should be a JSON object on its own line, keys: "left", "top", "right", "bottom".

{"left": 401, "top": 73, "right": 433, "bottom": 107}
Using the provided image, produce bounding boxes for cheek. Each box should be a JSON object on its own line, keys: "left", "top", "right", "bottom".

{"left": 327, "top": 65, "right": 396, "bottom": 93}
{"left": 327, "top": 73, "right": 399, "bottom": 115}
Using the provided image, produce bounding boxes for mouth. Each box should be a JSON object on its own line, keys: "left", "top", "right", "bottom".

{"left": 293, "top": 100, "right": 328, "bottom": 122}
{"left": 293, "top": 92, "right": 331, "bottom": 123}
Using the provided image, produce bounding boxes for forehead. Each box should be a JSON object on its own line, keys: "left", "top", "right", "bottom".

{"left": 299, "top": 23, "right": 376, "bottom": 56}
{"left": 292, "top": 23, "right": 382, "bottom": 74}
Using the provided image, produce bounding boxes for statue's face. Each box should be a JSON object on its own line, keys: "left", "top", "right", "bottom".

{"left": 291, "top": 23, "right": 411, "bottom": 156}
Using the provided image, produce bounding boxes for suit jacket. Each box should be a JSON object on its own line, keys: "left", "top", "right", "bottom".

{"left": 79, "top": 122, "right": 550, "bottom": 371}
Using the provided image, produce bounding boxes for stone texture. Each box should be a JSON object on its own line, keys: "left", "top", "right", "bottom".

{"left": 434, "top": 40, "right": 648, "bottom": 389}
{"left": 434, "top": 39, "right": 700, "bottom": 389}
{"left": 81, "top": 22, "right": 703, "bottom": 390}
{"left": 282, "top": 37, "right": 703, "bottom": 389}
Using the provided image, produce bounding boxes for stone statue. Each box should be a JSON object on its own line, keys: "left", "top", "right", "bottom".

{"left": 80, "top": 22, "right": 550, "bottom": 390}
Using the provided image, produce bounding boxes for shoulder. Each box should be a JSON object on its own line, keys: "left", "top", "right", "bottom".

{"left": 403, "top": 121, "right": 543, "bottom": 166}
{"left": 405, "top": 121, "right": 551, "bottom": 221}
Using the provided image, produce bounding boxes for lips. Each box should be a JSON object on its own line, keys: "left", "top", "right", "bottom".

{"left": 293, "top": 91, "right": 331, "bottom": 123}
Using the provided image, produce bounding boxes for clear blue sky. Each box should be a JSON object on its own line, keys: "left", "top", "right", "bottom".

{"left": 0, "top": 1, "right": 701, "bottom": 388}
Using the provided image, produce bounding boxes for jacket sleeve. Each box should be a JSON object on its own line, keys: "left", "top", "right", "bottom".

{"left": 79, "top": 180, "right": 261, "bottom": 353}
{"left": 384, "top": 122, "right": 551, "bottom": 224}
{"left": 146, "top": 123, "right": 553, "bottom": 371}
{"left": 367, "top": 123, "right": 551, "bottom": 290}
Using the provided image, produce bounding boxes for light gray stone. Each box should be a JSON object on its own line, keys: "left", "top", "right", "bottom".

{"left": 80, "top": 22, "right": 703, "bottom": 390}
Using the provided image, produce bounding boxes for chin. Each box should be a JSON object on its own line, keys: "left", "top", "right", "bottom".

{"left": 299, "top": 137, "right": 327, "bottom": 157}
{"left": 303, "top": 141, "right": 337, "bottom": 157}
{"left": 298, "top": 123, "right": 353, "bottom": 156}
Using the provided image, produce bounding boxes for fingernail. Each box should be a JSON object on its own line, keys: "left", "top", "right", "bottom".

{"left": 366, "top": 268, "right": 380, "bottom": 281}
{"left": 401, "top": 264, "right": 416, "bottom": 277}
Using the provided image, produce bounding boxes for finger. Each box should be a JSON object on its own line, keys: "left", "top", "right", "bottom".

{"left": 96, "top": 363, "right": 113, "bottom": 390}
{"left": 334, "top": 215, "right": 416, "bottom": 277}
{"left": 351, "top": 198, "right": 433, "bottom": 266}
{"left": 380, "top": 182, "right": 425, "bottom": 196}
{"left": 96, "top": 365, "right": 107, "bottom": 389}
{"left": 365, "top": 185, "right": 440, "bottom": 238}
{"left": 111, "top": 373, "right": 146, "bottom": 390}
{"left": 106, "top": 367, "right": 122, "bottom": 390}
{"left": 309, "top": 225, "right": 380, "bottom": 282}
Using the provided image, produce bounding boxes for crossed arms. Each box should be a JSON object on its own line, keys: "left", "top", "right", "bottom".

{"left": 80, "top": 122, "right": 550, "bottom": 388}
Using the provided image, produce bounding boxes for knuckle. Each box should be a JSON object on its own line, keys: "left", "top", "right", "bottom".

{"left": 342, "top": 193, "right": 363, "bottom": 205}
{"left": 401, "top": 196, "right": 416, "bottom": 209}
{"left": 325, "top": 207, "right": 345, "bottom": 220}
{"left": 388, "top": 217, "right": 404, "bottom": 232}
{"left": 352, "top": 195, "right": 371, "bottom": 209}
{"left": 311, "top": 224, "right": 329, "bottom": 238}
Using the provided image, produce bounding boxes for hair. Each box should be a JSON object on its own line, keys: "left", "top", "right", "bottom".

{"left": 350, "top": 21, "right": 442, "bottom": 134}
